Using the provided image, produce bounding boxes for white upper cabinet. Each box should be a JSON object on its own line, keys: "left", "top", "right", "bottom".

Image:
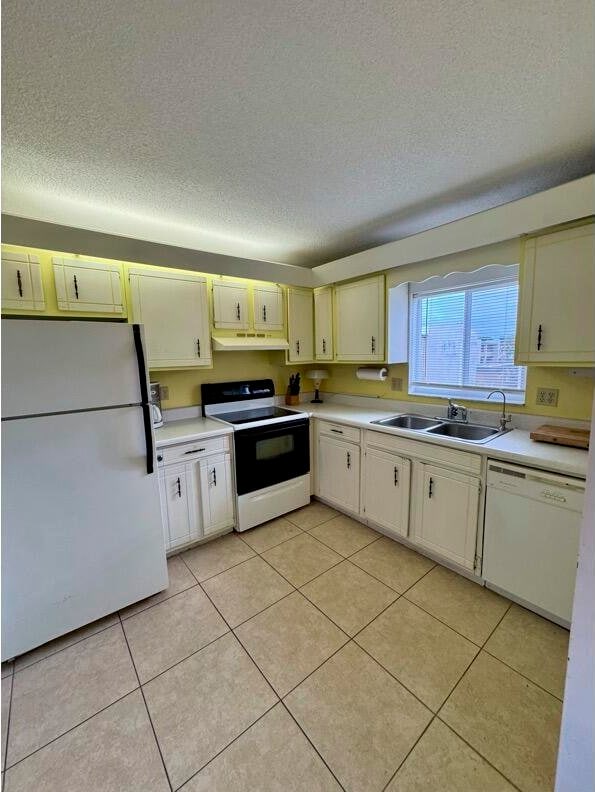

{"left": 334, "top": 275, "right": 385, "bottom": 361}
{"left": 287, "top": 287, "right": 314, "bottom": 362}
{"left": 516, "top": 223, "right": 595, "bottom": 365}
{"left": 53, "top": 258, "right": 124, "bottom": 313}
{"left": 2, "top": 252, "right": 46, "bottom": 311}
{"left": 212, "top": 280, "right": 249, "bottom": 330}
{"left": 129, "top": 269, "right": 212, "bottom": 368}
{"left": 253, "top": 283, "right": 284, "bottom": 330}
{"left": 412, "top": 463, "right": 479, "bottom": 571}
{"left": 314, "top": 286, "right": 333, "bottom": 360}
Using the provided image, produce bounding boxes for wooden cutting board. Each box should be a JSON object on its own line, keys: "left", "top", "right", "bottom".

{"left": 530, "top": 424, "right": 590, "bottom": 449}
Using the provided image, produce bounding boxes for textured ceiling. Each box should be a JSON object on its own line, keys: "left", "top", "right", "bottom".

{"left": 2, "top": 0, "right": 594, "bottom": 267}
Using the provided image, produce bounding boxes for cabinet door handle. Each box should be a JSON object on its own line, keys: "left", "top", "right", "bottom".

{"left": 176, "top": 477, "right": 182, "bottom": 498}
{"left": 537, "top": 324, "right": 543, "bottom": 351}
{"left": 296, "top": 339, "right": 300, "bottom": 356}
{"left": 322, "top": 338, "right": 326, "bottom": 354}
{"left": 236, "top": 303, "right": 241, "bottom": 320}
{"left": 212, "top": 467, "right": 217, "bottom": 486}
{"left": 428, "top": 477, "right": 434, "bottom": 498}
{"left": 196, "top": 338, "right": 201, "bottom": 357}
{"left": 16, "top": 269, "right": 23, "bottom": 297}
{"left": 184, "top": 448, "right": 206, "bottom": 455}
{"left": 73, "top": 274, "right": 79, "bottom": 299}
{"left": 157, "top": 454, "right": 163, "bottom": 462}
{"left": 263, "top": 304, "right": 267, "bottom": 322}
{"left": 346, "top": 451, "right": 351, "bottom": 469}
{"left": 330, "top": 428, "right": 343, "bottom": 434}
{"left": 371, "top": 336, "right": 376, "bottom": 354}
{"left": 394, "top": 466, "right": 399, "bottom": 486}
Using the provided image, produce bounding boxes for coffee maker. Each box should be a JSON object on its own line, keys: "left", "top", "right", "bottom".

{"left": 149, "top": 382, "right": 164, "bottom": 428}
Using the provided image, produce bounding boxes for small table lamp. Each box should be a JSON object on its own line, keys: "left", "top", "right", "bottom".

{"left": 306, "top": 369, "right": 329, "bottom": 403}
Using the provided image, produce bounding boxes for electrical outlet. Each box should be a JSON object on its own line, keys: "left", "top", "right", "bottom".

{"left": 536, "top": 387, "right": 558, "bottom": 407}
{"left": 160, "top": 385, "right": 170, "bottom": 400}
{"left": 391, "top": 377, "right": 403, "bottom": 391}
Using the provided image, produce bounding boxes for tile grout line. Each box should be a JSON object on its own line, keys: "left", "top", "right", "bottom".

{"left": 432, "top": 601, "right": 513, "bottom": 724}
{"left": 2, "top": 685, "right": 142, "bottom": 773}
{"left": 170, "top": 701, "right": 281, "bottom": 792}
{"left": 278, "top": 700, "right": 348, "bottom": 792}
{"left": 2, "top": 663, "right": 15, "bottom": 778}
{"left": 10, "top": 619, "right": 121, "bottom": 676}
{"left": 433, "top": 714, "right": 524, "bottom": 792}
{"left": 188, "top": 533, "right": 350, "bottom": 791}
{"left": 380, "top": 714, "right": 437, "bottom": 792}
{"left": 480, "top": 646, "right": 565, "bottom": 702}
{"left": 118, "top": 614, "right": 174, "bottom": 792}
{"left": 119, "top": 581, "right": 198, "bottom": 622}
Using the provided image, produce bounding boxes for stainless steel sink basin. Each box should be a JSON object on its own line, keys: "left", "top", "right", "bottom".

{"left": 426, "top": 422, "right": 501, "bottom": 442}
{"left": 371, "top": 413, "right": 510, "bottom": 444}
{"left": 372, "top": 414, "right": 442, "bottom": 430}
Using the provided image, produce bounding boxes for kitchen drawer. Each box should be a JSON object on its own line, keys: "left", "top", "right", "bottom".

{"left": 364, "top": 429, "right": 481, "bottom": 475}
{"left": 157, "top": 434, "right": 230, "bottom": 465}
{"left": 317, "top": 420, "right": 361, "bottom": 444}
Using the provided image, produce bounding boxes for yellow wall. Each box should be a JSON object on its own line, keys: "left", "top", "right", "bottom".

{"left": 3, "top": 242, "right": 593, "bottom": 418}
{"left": 152, "top": 352, "right": 309, "bottom": 408}
{"left": 321, "top": 363, "right": 594, "bottom": 421}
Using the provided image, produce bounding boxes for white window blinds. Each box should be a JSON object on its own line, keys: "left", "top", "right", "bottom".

{"left": 408, "top": 265, "right": 526, "bottom": 403}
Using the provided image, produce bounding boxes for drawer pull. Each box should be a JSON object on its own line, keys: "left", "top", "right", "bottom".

{"left": 184, "top": 448, "right": 206, "bottom": 454}
{"left": 330, "top": 428, "right": 344, "bottom": 434}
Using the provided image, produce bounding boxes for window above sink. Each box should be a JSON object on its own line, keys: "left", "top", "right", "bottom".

{"left": 408, "top": 264, "right": 527, "bottom": 405}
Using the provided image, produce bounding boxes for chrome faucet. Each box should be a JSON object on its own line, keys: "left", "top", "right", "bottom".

{"left": 487, "top": 390, "right": 512, "bottom": 431}
{"left": 446, "top": 398, "right": 468, "bottom": 423}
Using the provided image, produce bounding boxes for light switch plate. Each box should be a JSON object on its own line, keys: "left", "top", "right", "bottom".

{"left": 390, "top": 377, "right": 403, "bottom": 391}
{"left": 536, "top": 387, "right": 559, "bottom": 407}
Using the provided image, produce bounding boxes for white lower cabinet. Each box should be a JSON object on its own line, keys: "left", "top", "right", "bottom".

{"left": 411, "top": 463, "right": 480, "bottom": 571}
{"left": 362, "top": 447, "right": 410, "bottom": 537}
{"left": 157, "top": 436, "right": 234, "bottom": 552}
{"left": 199, "top": 453, "right": 234, "bottom": 536}
{"left": 158, "top": 462, "right": 200, "bottom": 551}
{"left": 316, "top": 433, "right": 360, "bottom": 514}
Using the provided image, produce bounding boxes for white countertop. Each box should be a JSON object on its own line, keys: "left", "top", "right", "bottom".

{"left": 154, "top": 417, "right": 232, "bottom": 448}
{"left": 154, "top": 399, "right": 589, "bottom": 478}
{"left": 293, "top": 402, "right": 589, "bottom": 479}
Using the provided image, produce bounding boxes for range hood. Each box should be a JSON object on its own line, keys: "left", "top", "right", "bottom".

{"left": 212, "top": 335, "right": 289, "bottom": 351}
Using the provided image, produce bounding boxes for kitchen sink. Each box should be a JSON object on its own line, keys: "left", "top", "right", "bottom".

{"left": 372, "top": 414, "right": 442, "bottom": 430}
{"left": 426, "top": 422, "right": 502, "bottom": 442}
{"left": 371, "top": 413, "right": 510, "bottom": 444}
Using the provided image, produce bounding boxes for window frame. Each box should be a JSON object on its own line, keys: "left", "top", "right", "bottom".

{"left": 408, "top": 265, "right": 527, "bottom": 405}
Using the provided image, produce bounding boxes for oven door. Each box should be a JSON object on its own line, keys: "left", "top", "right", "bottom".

{"left": 234, "top": 418, "right": 310, "bottom": 495}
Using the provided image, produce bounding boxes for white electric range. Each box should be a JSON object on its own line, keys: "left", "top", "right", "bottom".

{"left": 201, "top": 380, "right": 310, "bottom": 531}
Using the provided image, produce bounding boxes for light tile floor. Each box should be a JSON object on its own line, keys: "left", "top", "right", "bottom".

{"left": 1, "top": 501, "right": 569, "bottom": 792}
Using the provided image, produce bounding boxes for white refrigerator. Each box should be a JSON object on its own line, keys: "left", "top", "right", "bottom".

{"left": 1, "top": 319, "right": 168, "bottom": 661}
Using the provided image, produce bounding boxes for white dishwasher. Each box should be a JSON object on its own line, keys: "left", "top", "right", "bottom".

{"left": 483, "top": 461, "right": 585, "bottom": 627}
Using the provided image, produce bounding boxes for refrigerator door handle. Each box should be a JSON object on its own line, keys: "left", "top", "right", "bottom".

{"left": 132, "top": 325, "right": 154, "bottom": 474}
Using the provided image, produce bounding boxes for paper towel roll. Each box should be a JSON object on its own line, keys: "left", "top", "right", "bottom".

{"left": 356, "top": 367, "right": 388, "bottom": 382}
